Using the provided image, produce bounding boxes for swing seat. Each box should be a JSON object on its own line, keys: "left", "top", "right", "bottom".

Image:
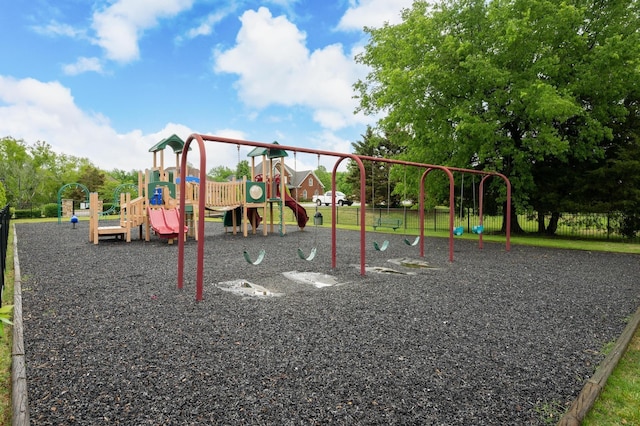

{"left": 404, "top": 236, "right": 420, "bottom": 246}
{"left": 472, "top": 225, "right": 484, "bottom": 234}
{"left": 297, "top": 247, "right": 317, "bottom": 261}
{"left": 373, "top": 240, "right": 390, "bottom": 251}
{"left": 243, "top": 249, "right": 266, "bottom": 265}
{"left": 453, "top": 226, "right": 464, "bottom": 236}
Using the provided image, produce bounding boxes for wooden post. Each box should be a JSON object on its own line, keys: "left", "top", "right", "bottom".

{"left": 89, "top": 192, "right": 98, "bottom": 244}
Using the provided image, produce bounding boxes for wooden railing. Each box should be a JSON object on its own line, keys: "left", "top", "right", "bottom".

{"left": 199, "top": 178, "right": 246, "bottom": 208}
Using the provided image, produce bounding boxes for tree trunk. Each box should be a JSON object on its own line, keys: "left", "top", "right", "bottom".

{"left": 501, "top": 202, "right": 524, "bottom": 234}
{"left": 537, "top": 211, "right": 546, "bottom": 233}
{"left": 545, "top": 211, "right": 560, "bottom": 235}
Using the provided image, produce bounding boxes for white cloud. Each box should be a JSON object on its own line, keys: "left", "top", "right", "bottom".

{"left": 310, "top": 130, "right": 356, "bottom": 171}
{"left": 183, "top": 11, "right": 227, "bottom": 39}
{"left": 337, "top": 0, "right": 414, "bottom": 31}
{"left": 32, "top": 20, "right": 86, "bottom": 38}
{"left": 214, "top": 7, "right": 369, "bottom": 131}
{"left": 182, "top": 128, "right": 252, "bottom": 173}
{"left": 0, "top": 76, "right": 161, "bottom": 171}
{"left": 0, "top": 75, "right": 273, "bottom": 174}
{"left": 180, "top": 4, "right": 237, "bottom": 41}
{"left": 63, "top": 57, "right": 104, "bottom": 75}
{"left": 91, "top": 0, "right": 195, "bottom": 62}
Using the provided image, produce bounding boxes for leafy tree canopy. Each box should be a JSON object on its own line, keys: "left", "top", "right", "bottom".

{"left": 0, "top": 181, "right": 6, "bottom": 207}
{"left": 355, "top": 0, "right": 640, "bottom": 219}
{"left": 236, "top": 160, "right": 250, "bottom": 180}
{"left": 208, "top": 165, "right": 235, "bottom": 182}
{"left": 346, "top": 126, "right": 406, "bottom": 206}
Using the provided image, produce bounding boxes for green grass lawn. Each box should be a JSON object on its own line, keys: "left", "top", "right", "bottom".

{"left": 2, "top": 219, "right": 639, "bottom": 423}
{"left": 582, "top": 331, "right": 640, "bottom": 425}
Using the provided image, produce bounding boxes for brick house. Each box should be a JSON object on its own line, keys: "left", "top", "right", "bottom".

{"left": 255, "top": 159, "right": 324, "bottom": 202}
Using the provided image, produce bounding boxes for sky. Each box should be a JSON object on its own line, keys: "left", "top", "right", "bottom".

{"left": 0, "top": 0, "right": 414, "bottom": 174}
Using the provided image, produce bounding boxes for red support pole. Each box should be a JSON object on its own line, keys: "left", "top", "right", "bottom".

{"left": 178, "top": 134, "right": 207, "bottom": 301}
{"left": 418, "top": 169, "right": 430, "bottom": 258}
{"left": 479, "top": 175, "right": 488, "bottom": 249}
{"left": 333, "top": 157, "right": 367, "bottom": 275}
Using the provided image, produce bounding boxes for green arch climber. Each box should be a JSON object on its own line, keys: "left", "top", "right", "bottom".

{"left": 57, "top": 183, "right": 90, "bottom": 224}
{"left": 57, "top": 183, "right": 139, "bottom": 224}
{"left": 101, "top": 183, "right": 139, "bottom": 216}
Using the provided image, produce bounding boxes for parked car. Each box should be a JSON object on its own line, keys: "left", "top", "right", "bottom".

{"left": 312, "top": 191, "right": 353, "bottom": 206}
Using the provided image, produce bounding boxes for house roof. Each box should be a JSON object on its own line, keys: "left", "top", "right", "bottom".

{"left": 254, "top": 159, "right": 324, "bottom": 189}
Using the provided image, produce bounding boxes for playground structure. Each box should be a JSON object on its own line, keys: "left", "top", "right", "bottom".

{"left": 87, "top": 134, "right": 310, "bottom": 244}
{"left": 176, "top": 134, "right": 512, "bottom": 301}
{"left": 89, "top": 191, "right": 147, "bottom": 243}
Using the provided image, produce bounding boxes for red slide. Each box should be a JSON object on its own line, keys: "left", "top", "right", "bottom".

{"left": 148, "top": 207, "right": 187, "bottom": 239}
{"left": 162, "top": 208, "right": 188, "bottom": 234}
{"left": 284, "top": 194, "right": 309, "bottom": 229}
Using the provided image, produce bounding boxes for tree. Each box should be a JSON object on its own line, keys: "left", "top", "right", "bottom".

{"left": 77, "top": 164, "right": 105, "bottom": 193}
{"left": 235, "top": 160, "right": 250, "bottom": 180}
{"left": 28, "top": 141, "right": 70, "bottom": 206}
{"left": 0, "top": 136, "right": 129, "bottom": 209}
{"left": 208, "top": 165, "right": 235, "bottom": 182}
{"left": 345, "top": 126, "right": 405, "bottom": 206}
{"left": 108, "top": 169, "right": 139, "bottom": 184}
{"left": 314, "top": 165, "right": 331, "bottom": 190}
{"left": 0, "top": 137, "right": 29, "bottom": 207}
{"left": 355, "top": 0, "right": 640, "bottom": 233}
{"left": 335, "top": 171, "right": 354, "bottom": 200}
{"left": 577, "top": 93, "right": 640, "bottom": 237}
{"left": 0, "top": 181, "right": 6, "bottom": 207}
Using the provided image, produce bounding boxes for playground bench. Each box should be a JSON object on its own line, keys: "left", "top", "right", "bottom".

{"left": 373, "top": 218, "right": 402, "bottom": 231}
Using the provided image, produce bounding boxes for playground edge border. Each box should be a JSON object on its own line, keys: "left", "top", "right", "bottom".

{"left": 557, "top": 303, "right": 640, "bottom": 425}
{"left": 8, "top": 221, "right": 639, "bottom": 425}
{"left": 11, "top": 224, "right": 29, "bottom": 426}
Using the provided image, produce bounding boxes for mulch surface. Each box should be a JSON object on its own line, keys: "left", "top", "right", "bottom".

{"left": 16, "top": 220, "right": 640, "bottom": 425}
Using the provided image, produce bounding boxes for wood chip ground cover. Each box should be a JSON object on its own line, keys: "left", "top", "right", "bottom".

{"left": 16, "top": 221, "right": 640, "bottom": 425}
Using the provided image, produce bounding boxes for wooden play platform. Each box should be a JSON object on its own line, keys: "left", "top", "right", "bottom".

{"left": 89, "top": 192, "right": 146, "bottom": 244}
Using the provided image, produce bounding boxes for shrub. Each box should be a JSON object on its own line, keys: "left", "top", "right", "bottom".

{"left": 13, "top": 209, "right": 42, "bottom": 219}
{"left": 42, "top": 203, "right": 59, "bottom": 218}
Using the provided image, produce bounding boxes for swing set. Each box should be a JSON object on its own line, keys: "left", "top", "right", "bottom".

{"left": 402, "top": 166, "right": 420, "bottom": 247}
{"left": 294, "top": 152, "right": 320, "bottom": 262}
{"left": 176, "top": 134, "right": 511, "bottom": 301}
{"left": 371, "top": 162, "right": 390, "bottom": 251}
{"left": 242, "top": 151, "right": 321, "bottom": 264}
{"left": 358, "top": 154, "right": 511, "bottom": 256}
{"left": 452, "top": 174, "right": 484, "bottom": 237}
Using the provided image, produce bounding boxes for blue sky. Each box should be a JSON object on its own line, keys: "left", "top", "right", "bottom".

{"left": 0, "top": 0, "right": 413, "bottom": 173}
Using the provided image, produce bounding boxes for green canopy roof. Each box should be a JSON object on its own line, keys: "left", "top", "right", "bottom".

{"left": 247, "top": 147, "right": 268, "bottom": 157}
{"left": 267, "top": 141, "right": 288, "bottom": 159}
{"left": 247, "top": 141, "right": 288, "bottom": 159}
{"left": 148, "top": 134, "right": 186, "bottom": 154}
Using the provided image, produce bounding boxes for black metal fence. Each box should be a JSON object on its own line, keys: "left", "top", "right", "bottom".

{"left": 1, "top": 204, "right": 10, "bottom": 304}
{"left": 278, "top": 205, "right": 639, "bottom": 243}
